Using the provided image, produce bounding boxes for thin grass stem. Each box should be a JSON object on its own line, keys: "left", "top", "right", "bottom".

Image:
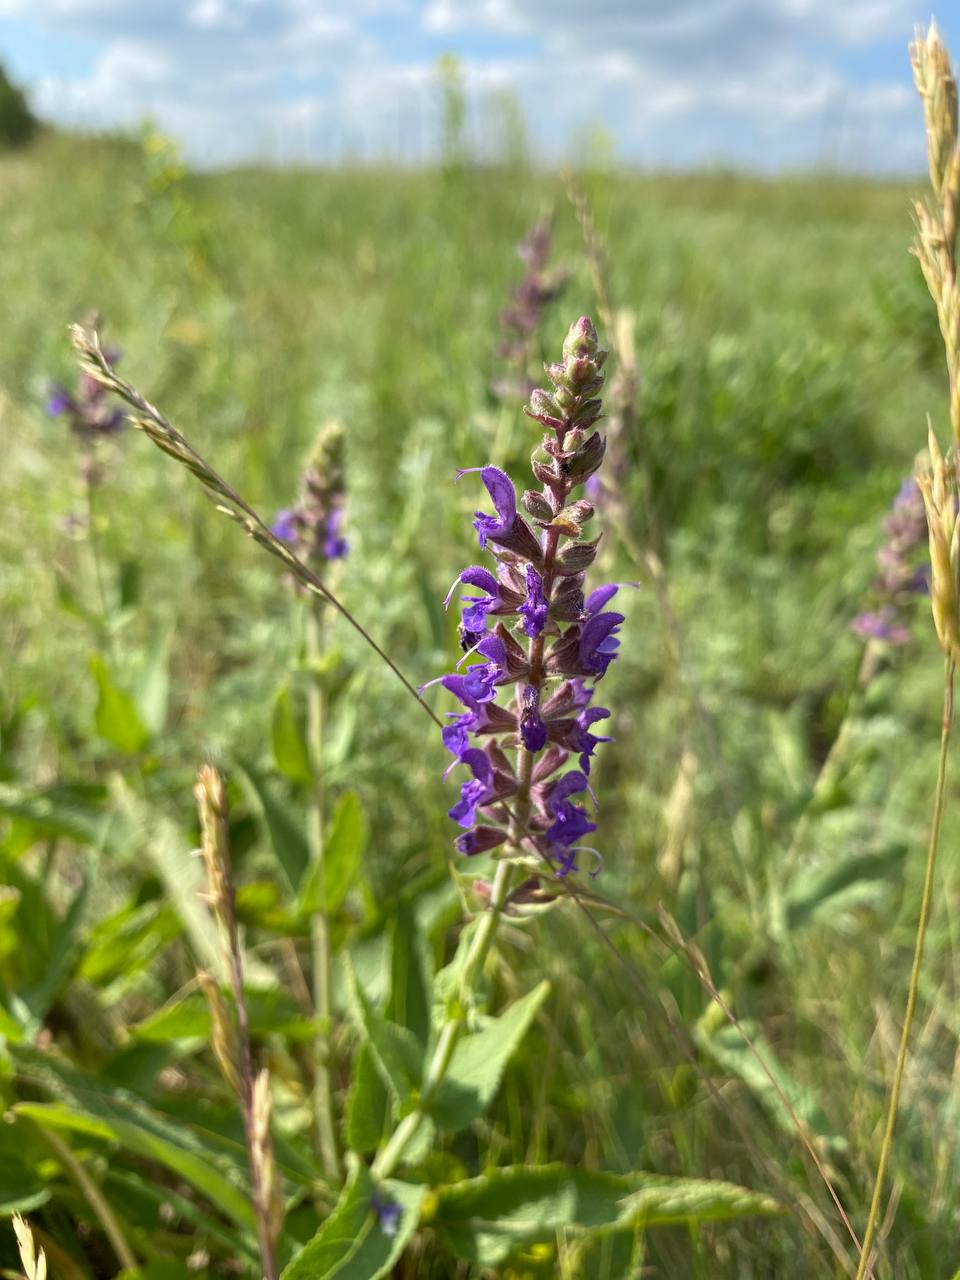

{"left": 37, "top": 1123, "right": 137, "bottom": 1270}
{"left": 855, "top": 657, "right": 955, "bottom": 1280}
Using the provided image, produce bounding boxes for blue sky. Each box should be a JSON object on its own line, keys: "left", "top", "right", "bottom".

{"left": 0, "top": 0, "right": 957, "bottom": 170}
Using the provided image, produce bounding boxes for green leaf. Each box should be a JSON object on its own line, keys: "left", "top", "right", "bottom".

{"left": 386, "top": 901, "right": 432, "bottom": 1049}
{"left": 282, "top": 1159, "right": 425, "bottom": 1280}
{"left": 343, "top": 1043, "right": 390, "bottom": 1155}
{"left": 10, "top": 1043, "right": 257, "bottom": 1223}
{"left": 0, "top": 1157, "right": 50, "bottom": 1214}
{"left": 135, "top": 625, "right": 173, "bottom": 736}
{"left": 272, "top": 681, "right": 312, "bottom": 784}
{"left": 429, "top": 981, "right": 549, "bottom": 1132}
{"left": 90, "top": 655, "right": 151, "bottom": 754}
{"left": 0, "top": 781, "right": 119, "bottom": 850}
{"left": 695, "top": 1018, "right": 844, "bottom": 1152}
{"left": 433, "top": 1164, "right": 781, "bottom": 1267}
{"left": 21, "top": 874, "right": 93, "bottom": 1022}
{"left": 299, "top": 792, "right": 367, "bottom": 917}
{"left": 782, "top": 843, "right": 907, "bottom": 931}
{"left": 344, "top": 958, "right": 424, "bottom": 1105}
{"left": 234, "top": 758, "right": 310, "bottom": 893}
{"left": 12, "top": 1092, "right": 255, "bottom": 1230}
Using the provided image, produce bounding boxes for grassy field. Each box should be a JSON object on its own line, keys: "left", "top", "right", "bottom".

{"left": 1, "top": 128, "right": 957, "bottom": 1277}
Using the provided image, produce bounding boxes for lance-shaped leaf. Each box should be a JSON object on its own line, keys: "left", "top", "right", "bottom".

{"left": 428, "top": 981, "right": 549, "bottom": 1132}
{"left": 282, "top": 1159, "right": 425, "bottom": 1280}
{"left": 432, "top": 1164, "right": 781, "bottom": 1267}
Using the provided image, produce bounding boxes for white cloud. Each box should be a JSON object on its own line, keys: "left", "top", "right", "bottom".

{"left": 5, "top": 0, "right": 936, "bottom": 170}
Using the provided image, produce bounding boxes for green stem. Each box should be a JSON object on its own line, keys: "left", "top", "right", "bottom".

{"left": 38, "top": 1124, "right": 137, "bottom": 1271}
{"left": 371, "top": 857, "right": 514, "bottom": 1179}
{"left": 84, "top": 468, "right": 112, "bottom": 653}
{"left": 305, "top": 602, "right": 342, "bottom": 1184}
{"left": 855, "top": 657, "right": 955, "bottom": 1280}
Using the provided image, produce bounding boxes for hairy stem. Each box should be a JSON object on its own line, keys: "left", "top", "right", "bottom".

{"left": 855, "top": 657, "right": 955, "bottom": 1279}
{"left": 371, "top": 857, "right": 514, "bottom": 1179}
{"left": 305, "top": 602, "right": 342, "bottom": 1183}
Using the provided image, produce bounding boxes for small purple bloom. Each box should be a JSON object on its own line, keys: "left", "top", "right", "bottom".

{"left": 449, "top": 749, "right": 495, "bottom": 828}
{"left": 370, "top": 1192, "right": 402, "bottom": 1237}
{"left": 545, "top": 771, "right": 597, "bottom": 850}
{"left": 570, "top": 705, "right": 612, "bottom": 774}
{"left": 323, "top": 507, "right": 349, "bottom": 559}
{"left": 519, "top": 685, "right": 547, "bottom": 751}
{"left": 519, "top": 566, "right": 548, "bottom": 638}
{"left": 851, "top": 608, "right": 911, "bottom": 645}
{"left": 579, "top": 610, "right": 625, "bottom": 678}
{"left": 46, "top": 384, "right": 72, "bottom": 417}
{"left": 464, "top": 465, "right": 518, "bottom": 549}
{"left": 271, "top": 508, "right": 298, "bottom": 543}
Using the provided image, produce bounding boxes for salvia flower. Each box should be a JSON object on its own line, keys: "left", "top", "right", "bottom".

{"left": 436, "top": 316, "right": 626, "bottom": 880}
{"left": 47, "top": 335, "right": 124, "bottom": 488}
{"left": 851, "top": 474, "right": 928, "bottom": 648}
{"left": 492, "top": 216, "right": 568, "bottom": 402}
{"left": 271, "top": 420, "right": 349, "bottom": 576}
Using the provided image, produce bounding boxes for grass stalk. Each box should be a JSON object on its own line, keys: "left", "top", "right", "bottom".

{"left": 855, "top": 657, "right": 955, "bottom": 1279}
{"left": 38, "top": 1124, "right": 137, "bottom": 1270}
{"left": 305, "top": 601, "right": 342, "bottom": 1183}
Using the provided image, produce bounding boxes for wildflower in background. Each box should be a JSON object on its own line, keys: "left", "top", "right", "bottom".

{"left": 434, "top": 316, "right": 624, "bottom": 879}
{"left": 47, "top": 336, "right": 124, "bottom": 487}
{"left": 852, "top": 475, "right": 928, "bottom": 646}
{"left": 370, "top": 1191, "right": 402, "bottom": 1237}
{"left": 271, "top": 420, "right": 349, "bottom": 575}
{"left": 492, "top": 216, "right": 567, "bottom": 402}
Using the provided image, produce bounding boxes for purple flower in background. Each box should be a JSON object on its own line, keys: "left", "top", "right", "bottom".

{"left": 47, "top": 329, "right": 125, "bottom": 491}
{"left": 493, "top": 216, "right": 568, "bottom": 402}
{"left": 430, "top": 315, "right": 626, "bottom": 881}
{"left": 271, "top": 421, "right": 349, "bottom": 581}
{"left": 271, "top": 509, "right": 298, "bottom": 543}
{"left": 851, "top": 473, "right": 928, "bottom": 649}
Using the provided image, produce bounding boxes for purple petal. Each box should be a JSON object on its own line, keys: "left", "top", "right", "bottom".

{"left": 585, "top": 584, "right": 620, "bottom": 615}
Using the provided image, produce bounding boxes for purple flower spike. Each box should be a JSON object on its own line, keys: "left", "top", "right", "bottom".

{"left": 272, "top": 421, "right": 349, "bottom": 582}
{"left": 851, "top": 472, "right": 928, "bottom": 654}
{"left": 434, "top": 315, "right": 623, "bottom": 874}
{"left": 519, "top": 566, "right": 548, "bottom": 638}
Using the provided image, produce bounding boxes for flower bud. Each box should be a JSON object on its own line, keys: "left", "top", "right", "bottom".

{"left": 522, "top": 489, "right": 553, "bottom": 520}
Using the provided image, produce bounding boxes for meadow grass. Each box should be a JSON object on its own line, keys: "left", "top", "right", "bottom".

{"left": 1, "top": 123, "right": 959, "bottom": 1277}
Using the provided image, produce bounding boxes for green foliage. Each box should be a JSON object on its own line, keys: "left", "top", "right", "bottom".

{"left": 282, "top": 1161, "right": 425, "bottom": 1280}
{"left": 431, "top": 1164, "right": 781, "bottom": 1267}
{"left": 1, "top": 133, "right": 955, "bottom": 1276}
{"left": 0, "top": 62, "right": 36, "bottom": 149}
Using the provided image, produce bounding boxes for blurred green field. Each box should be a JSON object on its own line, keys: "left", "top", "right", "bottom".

{"left": 1, "top": 129, "right": 958, "bottom": 1277}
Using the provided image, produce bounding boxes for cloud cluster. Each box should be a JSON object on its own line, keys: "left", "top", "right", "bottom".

{"left": 1, "top": 0, "right": 938, "bottom": 170}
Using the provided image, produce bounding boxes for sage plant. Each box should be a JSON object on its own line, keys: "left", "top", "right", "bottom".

{"left": 436, "top": 316, "right": 621, "bottom": 883}
{"left": 492, "top": 216, "right": 567, "bottom": 403}
{"left": 851, "top": 476, "right": 928, "bottom": 647}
